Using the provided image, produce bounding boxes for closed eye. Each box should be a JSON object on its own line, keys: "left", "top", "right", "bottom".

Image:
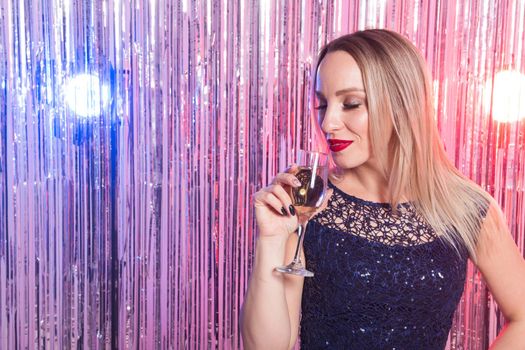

{"left": 314, "top": 103, "right": 362, "bottom": 111}
{"left": 343, "top": 103, "right": 360, "bottom": 110}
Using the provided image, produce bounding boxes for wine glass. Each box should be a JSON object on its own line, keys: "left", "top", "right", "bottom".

{"left": 275, "top": 150, "right": 329, "bottom": 277}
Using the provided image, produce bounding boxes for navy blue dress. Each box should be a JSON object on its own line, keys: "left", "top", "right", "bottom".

{"left": 300, "top": 181, "right": 473, "bottom": 349}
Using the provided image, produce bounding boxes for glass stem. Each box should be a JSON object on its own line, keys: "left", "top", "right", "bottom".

{"left": 292, "top": 221, "right": 307, "bottom": 265}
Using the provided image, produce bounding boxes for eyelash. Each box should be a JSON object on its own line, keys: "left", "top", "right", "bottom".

{"left": 314, "top": 103, "right": 361, "bottom": 110}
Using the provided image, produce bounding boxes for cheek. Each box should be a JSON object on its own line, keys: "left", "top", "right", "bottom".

{"left": 356, "top": 113, "right": 370, "bottom": 134}
{"left": 343, "top": 113, "right": 370, "bottom": 141}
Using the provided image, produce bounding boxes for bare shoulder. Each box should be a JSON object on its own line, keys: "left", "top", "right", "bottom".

{"left": 475, "top": 196, "right": 513, "bottom": 262}
{"left": 477, "top": 196, "right": 510, "bottom": 241}
{"left": 474, "top": 197, "right": 525, "bottom": 322}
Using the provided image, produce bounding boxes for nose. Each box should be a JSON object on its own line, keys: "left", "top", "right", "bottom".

{"left": 320, "top": 104, "right": 344, "bottom": 135}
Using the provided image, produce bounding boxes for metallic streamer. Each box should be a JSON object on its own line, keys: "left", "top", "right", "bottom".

{"left": 0, "top": 0, "right": 523, "bottom": 349}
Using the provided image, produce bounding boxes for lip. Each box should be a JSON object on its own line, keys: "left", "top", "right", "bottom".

{"left": 327, "top": 139, "right": 354, "bottom": 152}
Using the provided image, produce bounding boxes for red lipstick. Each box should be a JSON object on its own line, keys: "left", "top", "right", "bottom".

{"left": 328, "top": 139, "right": 354, "bottom": 152}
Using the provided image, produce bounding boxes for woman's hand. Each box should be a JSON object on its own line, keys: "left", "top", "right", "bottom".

{"left": 253, "top": 165, "right": 302, "bottom": 238}
{"left": 253, "top": 165, "right": 334, "bottom": 239}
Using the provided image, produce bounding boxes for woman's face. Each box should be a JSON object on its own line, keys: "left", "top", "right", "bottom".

{"left": 315, "top": 50, "right": 374, "bottom": 170}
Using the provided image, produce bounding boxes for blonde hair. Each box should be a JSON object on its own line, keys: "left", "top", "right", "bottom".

{"left": 313, "top": 29, "right": 494, "bottom": 261}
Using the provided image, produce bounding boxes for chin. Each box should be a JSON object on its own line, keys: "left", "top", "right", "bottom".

{"left": 333, "top": 153, "right": 367, "bottom": 170}
{"left": 333, "top": 159, "right": 367, "bottom": 170}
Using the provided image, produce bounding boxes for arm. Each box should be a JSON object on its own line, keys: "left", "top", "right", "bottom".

{"left": 474, "top": 199, "right": 525, "bottom": 349}
{"left": 241, "top": 173, "right": 333, "bottom": 349}
{"left": 240, "top": 233, "right": 305, "bottom": 350}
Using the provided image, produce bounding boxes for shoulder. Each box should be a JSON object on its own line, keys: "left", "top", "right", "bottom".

{"left": 473, "top": 196, "right": 525, "bottom": 323}
{"left": 472, "top": 193, "right": 512, "bottom": 265}
{"left": 478, "top": 196, "right": 509, "bottom": 242}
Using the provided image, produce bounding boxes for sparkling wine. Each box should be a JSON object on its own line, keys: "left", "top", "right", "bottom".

{"left": 276, "top": 150, "right": 328, "bottom": 277}
{"left": 288, "top": 166, "right": 326, "bottom": 220}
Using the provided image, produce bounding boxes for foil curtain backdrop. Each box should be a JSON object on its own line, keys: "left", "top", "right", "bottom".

{"left": 0, "top": 0, "right": 524, "bottom": 349}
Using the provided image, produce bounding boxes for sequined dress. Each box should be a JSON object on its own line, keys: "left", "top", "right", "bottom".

{"left": 300, "top": 181, "right": 470, "bottom": 349}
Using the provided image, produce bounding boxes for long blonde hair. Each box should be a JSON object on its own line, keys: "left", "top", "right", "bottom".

{"left": 313, "top": 29, "right": 493, "bottom": 261}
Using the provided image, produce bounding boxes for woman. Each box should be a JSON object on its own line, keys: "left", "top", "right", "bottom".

{"left": 241, "top": 29, "right": 525, "bottom": 349}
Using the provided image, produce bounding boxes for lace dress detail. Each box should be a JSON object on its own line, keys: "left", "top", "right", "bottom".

{"left": 300, "top": 181, "right": 476, "bottom": 349}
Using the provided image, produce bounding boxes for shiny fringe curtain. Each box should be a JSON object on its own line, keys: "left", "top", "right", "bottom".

{"left": 1, "top": 0, "right": 524, "bottom": 349}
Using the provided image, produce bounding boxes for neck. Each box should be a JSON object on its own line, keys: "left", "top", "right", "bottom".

{"left": 338, "top": 161, "right": 391, "bottom": 203}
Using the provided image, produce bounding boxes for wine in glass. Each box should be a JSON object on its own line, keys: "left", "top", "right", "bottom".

{"left": 275, "top": 150, "right": 329, "bottom": 277}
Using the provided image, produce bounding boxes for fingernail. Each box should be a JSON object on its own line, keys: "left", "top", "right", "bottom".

{"left": 293, "top": 179, "right": 301, "bottom": 187}
{"left": 281, "top": 207, "right": 287, "bottom": 216}
{"left": 289, "top": 205, "right": 296, "bottom": 216}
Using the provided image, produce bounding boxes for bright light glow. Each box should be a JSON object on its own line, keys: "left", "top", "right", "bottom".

{"left": 64, "top": 73, "right": 110, "bottom": 117}
{"left": 484, "top": 70, "right": 525, "bottom": 123}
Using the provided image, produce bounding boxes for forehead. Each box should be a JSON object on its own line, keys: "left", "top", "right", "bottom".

{"left": 316, "top": 51, "right": 364, "bottom": 93}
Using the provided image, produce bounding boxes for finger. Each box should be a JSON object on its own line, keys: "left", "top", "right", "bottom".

{"left": 254, "top": 191, "right": 288, "bottom": 216}
{"left": 271, "top": 172, "right": 301, "bottom": 187}
{"left": 283, "top": 163, "right": 298, "bottom": 173}
{"left": 267, "top": 184, "right": 294, "bottom": 215}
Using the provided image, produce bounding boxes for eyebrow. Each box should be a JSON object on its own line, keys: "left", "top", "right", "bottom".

{"left": 315, "top": 87, "right": 365, "bottom": 98}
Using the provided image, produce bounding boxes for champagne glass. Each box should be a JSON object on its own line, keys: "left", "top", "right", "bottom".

{"left": 275, "top": 150, "right": 329, "bottom": 277}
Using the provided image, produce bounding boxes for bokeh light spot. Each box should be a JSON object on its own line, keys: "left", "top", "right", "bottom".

{"left": 484, "top": 70, "right": 525, "bottom": 123}
{"left": 64, "top": 73, "right": 110, "bottom": 117}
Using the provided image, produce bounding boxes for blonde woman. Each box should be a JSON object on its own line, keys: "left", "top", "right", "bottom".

{"left": 241, "top": 29, "right": 525, "bottom": 349}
